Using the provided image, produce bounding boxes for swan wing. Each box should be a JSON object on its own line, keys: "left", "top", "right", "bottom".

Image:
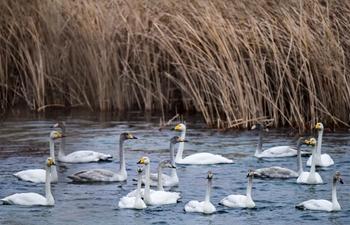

{"left": 296, "top": 172, "right": 310, "bottom": 183}
{"left": 296, "top": 199, "right": 333, "bottom": 211}
{"left": 13, "top": 169, "right": 46, "bottom": 183}
{"left": 62, "top": 150, "right": 112, "bottom": 163}
{"left": 184, "top": 200, "right": 203, "bottom": 212}
{"left": 126, "top": 188, "right": 155, "bottom": 198}
{"left": 180, "top": 153, "right": 233, "bottom": 164}
{"left": 148, "top": 190, "right": 181, "bottom": 205}
{"left": 260, "top": 146, "right": 298, "bottom": 157}
{"left": 219, "top": 195, "right": 247, "bottom": 208}
{"left": 254, "top": 166, "right": 298, "bottom": 178}
{"left": 68, "top": 169, "right": 123, "bottom": 182}
{"left": 319, "top": 154, "right": 334, "bottom": 166}
{"left": 139, "top": 173, "right": 172, "bottom": 186}
{"left": 1, "top": 193, "right": 47, "bottom": 206}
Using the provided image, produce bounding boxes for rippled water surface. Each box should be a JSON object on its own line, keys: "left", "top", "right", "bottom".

{"left": 0, "top": 112, "right": 349, "bottom": 225}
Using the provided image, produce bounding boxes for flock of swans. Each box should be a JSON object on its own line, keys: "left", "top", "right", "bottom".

{"left": 0, "top": 121, "right": 344, "bottom": 214}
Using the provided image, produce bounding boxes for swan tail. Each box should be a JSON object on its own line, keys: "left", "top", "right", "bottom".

{"left": 99, "top": 154, "right": 113, "bottom": 161}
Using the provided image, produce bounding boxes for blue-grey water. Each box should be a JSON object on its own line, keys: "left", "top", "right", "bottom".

{"left": 0, "top": 112, "right": 349, "bottom": 225}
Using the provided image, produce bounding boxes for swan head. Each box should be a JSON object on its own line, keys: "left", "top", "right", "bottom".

{"left": 50, "top": 131, "right": 65, "bottom": 139}
{"left": 171, "top": 123, "right": 186, "bottom": 131}
{"left": 120, "top": 133, "right": 137, "bottom": 141}
{"left": 297, "top": 137, "right": 309, "bottom": 146}
{"left": 308, "top": 138, "right": 317, "bottom": 147}
{"left": 334, "top": 171, "right": 344, "bottom": 184}
{"left": 206, "top": 171, "right": 213, "bottom": 180}
{"left": 52, "top": 121, "right": 66, "bottom": 128}
{"left": 251, "top": 122, "right": 264, "bottom": 131}
{"left": 158, "top": 160, "right": 176, "bottom": 169}
{"left": 170, "top": 136, "right": 188, "bottom": 144}
{"left": 247, "top": 169, "right": 254, "bottom": 178}
{"left": 315, "top": 123, "right": 324, "bottom": 131}
{"left": 137, "top": 157, "right": 150, "bottom": 165}
{"left": 137, "top": 166, "right": 143, "bottom": 173}
{"left": 46, "top": 157, "right": 56, "bottom": 167}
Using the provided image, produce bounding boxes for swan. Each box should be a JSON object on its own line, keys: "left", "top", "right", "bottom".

{"left": 136, "top": 157, "right": 181, "bottom": 205}
{"left": 306, "top": 123, "right": 334, "bottom": 167}
{"left": 184, "top": 171, "right": 216, "bottom": 214}
{"left": 171, "top": 123, "right": 233, "bottom": 164}
{"left": 52, "top": 121, "right": 113, "bottom": 163}
{"left": 13, "top": 131, "right": 64, "bottom": 183}
{"left": 67, "top": 133, "right": 137, "bottom": 182}
{"left": 2, "top": 157, "right": 56, "bottom": 206}
{"left": 118, "top": 166, "right": 147, "bottom": 209}
{"left": 219, "top": 169, "right": 255, "bottom": 208}
{"left": 296, "top": 171, "right": 343, "bottom": 211}
{"left": 139, "top": 136, "right": 185, "bottom": 187}
{"left": 253, "top": 137, "right": 309, "bottom": 178}
{"left": 296, "top": 138, "right": 323, "bottom": 184}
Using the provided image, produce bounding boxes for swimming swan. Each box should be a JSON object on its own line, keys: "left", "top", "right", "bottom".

{"left": 139, "top": 136, "right": 185, "bottom": 187}
{"left": 13, "top": 131, "right": 64, "bottom": 183}
{"left": 118, "top": 166, "right": 147, "bottom": 209}
{"left": 67, "top": 133, "right": 137, "bottom": 182}
{"left": 171, "top": 123, "right": 233, "bottom": 164}
{"left": 184, "top": 171, "right": 216, "bottom": 214}
{"left": 2, "top": 157, "right": 56, "bottom": 206}
{"left": 306, "top": 123, "right": 334, "bottom": 167}
{"left": 296, "top": 138, "right": 323, "bottom": 184}
{"left": 251, "top": 122, "right": 310, "bottom": 158}
{"left": 296, "top": 171, "right": 343, "bottom": 211}
{"left": 254, "top": 137, "right": 309, "bottom": 178}
{"left": 219, "top": 169, "right": 255, "bottom": 208}
{"left": 137, "top": 157, "right": 181, "bottom": 205}
{"left": 52, "top": 122, "right": 112, "bottom": 163}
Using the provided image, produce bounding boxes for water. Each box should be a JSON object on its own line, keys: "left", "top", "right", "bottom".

{"left": 0, "top": 112, "right": 349, "bottom": 225}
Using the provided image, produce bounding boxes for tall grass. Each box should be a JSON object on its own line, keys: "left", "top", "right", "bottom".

{"left": 0, "top": 0, "right": 349, "bottom": 130}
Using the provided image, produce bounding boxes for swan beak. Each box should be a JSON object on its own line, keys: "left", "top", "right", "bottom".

{"left": 52, "top": 123, "right": 60, "bottom": 128}
{"left": 137, "top": 157, "right": 146, "bottom": 164}
{"left": 57, "top": 132, "right": 64, "bottom": 138}
{"left": 127, "top": 134, "right": 137, "bottom": 139}
{"left": 178, "top": 137, "right": 188, "bottom": 142}
{"left": 339, "top": 178, "right": 344, "bottom": 184}
{"left": 315, "top": 123, "right": 320, "bottom": 130}
{"left": 251, "top": 125, "right": 256, "bottom": 130}
{"left": 170, "top": 164, "right": 176, "bottom": 169}
{"left": 303, "top": 140, "right": 309, "bottom": 145}
{"left": 48, "top": 158, "right": 56, "bottom": 166}
{"left": 171, "top": 124, "right": 181, "bottom": 131}
{"left": 308, "top": 139, "right": 316, "bottom": 146}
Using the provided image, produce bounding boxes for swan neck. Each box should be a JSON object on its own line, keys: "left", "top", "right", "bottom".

{"left": 205, "top": 178, "right": 212, "bottom": 204}
{"left": 316, "top": 129, "right": 323, "bottom": 160}
{"left": 246, "top": 175, "right": 253, "bottom": 199}
{"left": 58, "top": 127, "right": 66, "bottom": 158}
{"left": 119, "top": 139, "right": 126, "bottom": 175}
{"left": 255, "top": 129, "right": 263, "bottom": 155}
{"left": 175, "top": 130, "right": 186, "bottom": 162}
{"left": 135, "top": 171, "right": 143, "bottom": 200}
{"left": 45, "top": 164, "right": 54, "bottom": 205}
{"left": 49, "top": 138, "right": 56, "bottom": 162}
{"left": 296, "top": 141, "right": 303, "bottom": 175}
{"left": 144, "top": 163, "right": 151, "bottom": 203}
{"left": 310, "top": 144, "right": 317, "bottom": 175}
{"left": 157, "top": 164, "right": 164, "bottom": 191}
{"left": 170, "top": 142, "right": 178, "bottom": 181}
{"left": 332, "top": 177, "right": 339, "bottom": 209}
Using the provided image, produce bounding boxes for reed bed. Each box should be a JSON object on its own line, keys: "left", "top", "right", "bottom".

{"left": 0, "top": 0, "right": 349, "bottom": 131}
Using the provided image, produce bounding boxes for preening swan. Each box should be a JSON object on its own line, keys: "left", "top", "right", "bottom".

{"left": 254, "top": 137, "right": 309, "bottom": 178}
{"left": 137, "top": 157, "right": 181, "bottom": 205}
{"left": 13, "top": 131, "right": 64, "bottom": 183}
{"left": 219, "top": 169, "right": 255, "bottom": 208}
{"left": 67, "top": 133, "right": 137, "bottom": 182}
{"left": 139, "top": 136, "right": 184, "bottom": 187}
{"left": 171, "top": 123, "right": 233, "bottom": 164}
{"left": 184, "top": 171, "right": 216, "bottom": 214}
{"left": 306, "top": 123, "right": 334, "bottom": 167}
{"left": 52, "top": 122, "right": 113, "bottom": 163}
{"left": 118, "top": 166, "right": 147, "bottom": 209}
{"left": 2, "top": 157, "right": 56, "bottom": 206}
{"left": 296, "top": 138, "right": 323, "bottom": 184}
{"left": 296, "top": 171, "right": 343, "bottom": 211}
{"left": 251, "top": 122, "right": 310, "bottom": 158}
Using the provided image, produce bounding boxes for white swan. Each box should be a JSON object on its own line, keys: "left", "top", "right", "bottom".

{"left": 296, "top": 138, "right": 323, "bottom": 184}
{"left": 296, "top": 171, "right": 343, "bottom": 211}
{"left": 118, "top": 166, "right": 147, "bottom": 209}
{"left": 13, "top": 131, "right": 64, "bottom": 183}
{"left": 2, "top": 157, "right": 56, "bottom": 206}
{"left": 136, "top": 157, "right": 181, "bottom": 205}
{"left": 184, "top": 171, "right": 216, "bottom": 214}
{"left": 251, "top": 122, "right": 310, "bottom": 158}
{"left": 67, "top": 133, "right": 137, "bottom": 182}
{"left": 171, "top": 123, "right": 233, "bottom": 164}
{"left": 219, "top": 169, "right": 255, "bottom": 208}
{"left": 254, "top": 137, "right": 309, "bottom": 178}
{"left": 306, "top": 123, "right": 334, "bottom": 167}
{"left": 52, "top": 122, "right": 113, "bottom": 163}
{"left": 139, "top": 136, "right": 184, "bottom": 187}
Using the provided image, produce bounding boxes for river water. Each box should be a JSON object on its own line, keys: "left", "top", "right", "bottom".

{"left": 0, "top": 111, "right": 349, "bottom": 225}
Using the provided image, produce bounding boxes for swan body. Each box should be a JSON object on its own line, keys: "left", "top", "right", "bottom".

{"left": 297, "top": 138, "right": 323, "bottom": 184}
{"left": 219, "top": 169, "right": 255, "bottom": 208}
{"left": 251, "top": 123, "right": 310, "bottom": 158}
{"left": 296, "top": 172, "right": 343, "bottom": 211}
{"left": 13, "top": 131, "right": 64, "bottom": 183}
{"left": 184, "top": 171, "right": 216, "bottom": 214}
{"left": 171, "top": 123, "right": 233, "bottom": 164}
{"left": 67, "top": 133, "right": 137, "bottom": 182}
{"left": 118, "top": 166, "right": 147, "bottom": 209}
{"left": 2, "top": 157, "right": 56, "bottom": 206}
{"left": 254, "top": 138, "right": 309, "bottom": 178}
{"left": 137, "top": 157, "right": 181, "bottom": 205}
{"left": 52, "top": 122, "right": 112, "bottom": 163}
{"left": 306, "top": 123, "right": 334, "bottom": 167}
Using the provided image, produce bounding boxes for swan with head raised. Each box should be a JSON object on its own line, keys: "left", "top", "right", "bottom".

{"left": 171, "top": 124, "right": 233, "bottom": 164}
{"left": 67, "top": 133, "right": 137, "bottom": 182}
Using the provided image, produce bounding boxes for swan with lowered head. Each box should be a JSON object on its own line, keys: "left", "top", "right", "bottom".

{"left": 138, "top": 136, "right": 185, "bottom": 187}
{"left": 184, "top": 171, "right": 216, "bottom": 214}
{"left": 254, "top": 137, "right": 309, "bottom": 178}
{"left": 296, "top": 138, "right": 323, "bottom": 184}
{"left": 251, "top": 122, "right": 310, "bottom": 158}
{"left": 296, "top": 171, "right": 343, "bottom": 211}
{"left": 306, "top": 123, "right": 334, "bottom": 167}
{"left": 171, "top": 123, "right": 233, "bottom": 164}
{"left": 52, "top": 122, "right": 112, "bottom": 163}
{"left": 118, "top": 166, "right": 147, "bottom": 209}
{"left": 136, "top": 157, "right": 181, "bottom": 205}
{"left": 2, "top": 157, "right": 56, "bottom": 206}
{"left": 13, "top": 131, "right": 64, "bottom": 183}
{"left": 67, "top": 133, "right": 137, "bottom": 182}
